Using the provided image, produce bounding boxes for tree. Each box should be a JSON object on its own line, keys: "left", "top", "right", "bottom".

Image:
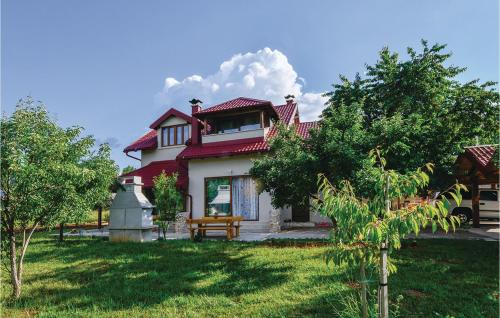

{"left": 153, "top": 172, "right": 183, "bottom": 239}
{"left": 250, "top": 123, "right": 317, "bottom": 208}
{"left": 250, "top": 102, "right": 371, "bottom": 208}
{"left": 251, "top": 41, "right": 499, "bottom": 209}
{"left": 313, "top": 150, "right": 462, "bottom": 318}
{"left": 323, "top": 40, "right": 499, "bottom": 189}
{"left": 1, "top": 98, "right": 118, "bottom": 298}
{"left": 121, "top": 165, "right": 136, "bottom": 175}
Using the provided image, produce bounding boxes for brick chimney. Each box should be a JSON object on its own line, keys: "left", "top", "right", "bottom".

{"left": 189, "top": 99, "right": 203, "bottom": 145}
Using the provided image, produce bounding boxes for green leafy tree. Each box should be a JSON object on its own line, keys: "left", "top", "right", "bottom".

{"left": 153, "top": 172, "right": 183, "bottom": 239}
{"left": 324, "top": 40, "right": 499, "bottom": 189}
{"left": 313, "top": 150, "right": 462, "bottom": 318}
{"left": 251, "top": 103, "right": 370, "bottom": 208}
{"left": 250, "top": 123, "right": 317, "bottom": 208}
{"left": 121, "top": 165, "right": 136, "bottom": 175}
{"left": 1, "top": 98, "right": 118, "bottom": 298}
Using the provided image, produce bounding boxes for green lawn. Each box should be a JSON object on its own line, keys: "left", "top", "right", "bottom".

{"left": 1, "top": 234, "right": 498, "bottom": 318}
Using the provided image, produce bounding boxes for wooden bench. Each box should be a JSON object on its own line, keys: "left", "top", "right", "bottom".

{"left": 187, "top": 216, "right": 243, "bottom": 240}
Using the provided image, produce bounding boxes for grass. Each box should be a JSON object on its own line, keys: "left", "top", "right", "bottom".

{"left": 1, "top": 234, "right": 498, "bottom": 318}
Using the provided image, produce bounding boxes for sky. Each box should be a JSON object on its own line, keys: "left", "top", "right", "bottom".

{"left": 2, "top": 0, "right": 499, "bottom": 169}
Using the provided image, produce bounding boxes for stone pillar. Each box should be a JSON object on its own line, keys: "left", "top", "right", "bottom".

{"left": 109, "top": 176, "right": 154, "bottom": 242}
{"left": 269, "top": 208, "right": 281, "bottom": 233}
{"left": 175, "top": 212, "right": 190, "bottom": 234}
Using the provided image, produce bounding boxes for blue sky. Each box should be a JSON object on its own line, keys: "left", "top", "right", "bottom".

{"left": 2, "top": 0, "right": 498, "bottom": 169}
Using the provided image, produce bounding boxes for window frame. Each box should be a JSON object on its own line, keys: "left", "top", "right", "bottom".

{"left": 207, "top": 112, "right": 263, "bottom": 135}
{"left": 161, "top": 124, "right": 189, "bottom": 147}
{"left": 204, "top": 175, "right": 259, "bottom": 221}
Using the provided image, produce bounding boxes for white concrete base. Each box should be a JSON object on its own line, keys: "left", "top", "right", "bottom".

{"left": 109, "top": 228, "right": 153, "bottom": 242}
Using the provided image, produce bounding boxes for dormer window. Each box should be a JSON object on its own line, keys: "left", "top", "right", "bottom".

{"left": 161, "top": 124, "right": 189, "bottom": 147}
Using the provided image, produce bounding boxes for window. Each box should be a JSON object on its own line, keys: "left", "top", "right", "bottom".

{"left": 208, "top": 113, "right": 262, "bottom": 134}
{"left": 480, "top": 191, "right": 498, "bottom": 201}
{"left": 206, "top": 177, "right": 231, "bottom": 216}
{"left": 205, "top": 176, "right": 259, "bottom": 220}
{"left": 161, "top": 124, "right": 189, "bottom": 146}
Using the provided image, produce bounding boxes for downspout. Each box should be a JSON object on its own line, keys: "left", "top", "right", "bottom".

{"left": 186, "top": 194, "right": 193, "bottom": 219}
{"left": 125, "top": 151, "right": 141, "bottom": 161}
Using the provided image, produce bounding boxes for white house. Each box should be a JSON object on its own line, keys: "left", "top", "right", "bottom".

{"left": 123, "top": 96, "right": 330, "bottom": 232}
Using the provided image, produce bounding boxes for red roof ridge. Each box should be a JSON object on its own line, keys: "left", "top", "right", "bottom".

{"left": 196, "top": 97, "right": 274, "bottom": 115}
{"left": 186, "top": 137, "right": 264, "bottom": 148}
{"left": 177, "top": 137, "right": 268, "bottom": 160}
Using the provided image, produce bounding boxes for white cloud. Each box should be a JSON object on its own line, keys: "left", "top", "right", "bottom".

{"left": 155, "top": 47, "right": 327, "bottom": 121}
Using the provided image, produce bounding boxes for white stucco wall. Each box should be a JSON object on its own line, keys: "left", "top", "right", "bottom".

{"left": 159, "top": 116, "right": 188, "bottom": 126}
{"left": 202, "top": 128, "right": 265, "bottom": 144}
{"left": 141, "top": 146, "right": 185, "bottom": 166}
{"left": 141, "top": 116, "right": 190, "bottom": 167}
{"left": 188, "top": 155, "right": 275, "bottom": 231}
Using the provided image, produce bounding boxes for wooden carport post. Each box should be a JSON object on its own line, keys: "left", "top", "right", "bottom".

{"left": 471, "top": 177, "right": 480, "bottom": 228}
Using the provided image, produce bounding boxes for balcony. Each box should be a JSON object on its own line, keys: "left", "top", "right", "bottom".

{"left": 201, "top": 111, "right": 271, "bottom": 144}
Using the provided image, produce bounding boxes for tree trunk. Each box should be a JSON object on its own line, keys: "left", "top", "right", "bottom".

{"left": 17, "top": 223, "right": 38, "bottom": 292}
{"left": 162, "top": 221, "right": 169, "bottom": 239}
{"left": 97, "top": 206, "right": 103, "bottom": 229}
{"left": 9, "top": 229, "right": 21, "bottom": 299}
{"left": 59, "top": 223, "right": 64, "bottom": 242}
{"left": 360, "top": 257, "right": 368, "bottom": 318}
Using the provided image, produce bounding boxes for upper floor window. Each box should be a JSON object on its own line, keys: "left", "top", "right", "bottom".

{"left": 207, "top": 112, "right": 262, "bottom": 135}
{"left": 161, "top": 124, "right": 189, "bottom": 147}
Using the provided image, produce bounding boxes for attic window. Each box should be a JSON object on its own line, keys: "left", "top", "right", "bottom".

{"left": 161, "top": 124, "right": 189, "bottom": 147}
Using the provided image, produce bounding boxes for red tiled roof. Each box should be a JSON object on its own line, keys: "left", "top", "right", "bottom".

{"left": 124, "top": 130, "right": 157, "bottom": 152}
{"left": 196, "top": 97, "right": 273, "bottom": 115}
{"left": 296, "top": 121, "right": 319, "bottom": 139}
{"left": 122, "top": 160, "right": 188, "bottom": 189}
{"left": 465, "top": 145, "right": 497, "bottom": 168}
{"left": 274, "top": 102, "right": 297, "bottom": 125}
{"left": 149, "top": 108, "right": 192, "bottom": 129}
{"left": 178, "top": 137, "right": 269, "bottom": 160}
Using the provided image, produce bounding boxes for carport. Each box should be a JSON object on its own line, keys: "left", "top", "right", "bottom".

{"left": 455, "top": 145, "right": 498, "bottom": 228}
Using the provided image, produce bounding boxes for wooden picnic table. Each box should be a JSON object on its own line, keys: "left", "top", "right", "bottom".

{"left": 186, "top": 216, "right": 243, "bottom": 240}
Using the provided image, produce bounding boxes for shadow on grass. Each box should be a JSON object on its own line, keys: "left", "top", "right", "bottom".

{"left": 7, "top": 237, "right": 292, "bottom": 311}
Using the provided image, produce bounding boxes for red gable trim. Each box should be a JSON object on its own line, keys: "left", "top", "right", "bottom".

{"left": 121, "top": 160, "right": 187, "bottom": 189}
{"left": 123, "top": 130, "right": 157, "bottom": 152}
{"left": 178, "top": 137, "right": 269, "bottom": 160}
{"left": 149, "top": 108, "right": 192, "bottom": 129}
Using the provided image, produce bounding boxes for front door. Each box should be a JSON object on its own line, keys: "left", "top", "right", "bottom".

{"left": 292, "top": 205, "right": 310, "bottom": 222}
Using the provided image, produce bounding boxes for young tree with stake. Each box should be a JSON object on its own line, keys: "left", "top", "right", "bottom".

{"left": 153, "top": 172, "right": 183, "bottom": 239}
{"left": 313, "top": 150, "right": 462, "bottom": 318}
